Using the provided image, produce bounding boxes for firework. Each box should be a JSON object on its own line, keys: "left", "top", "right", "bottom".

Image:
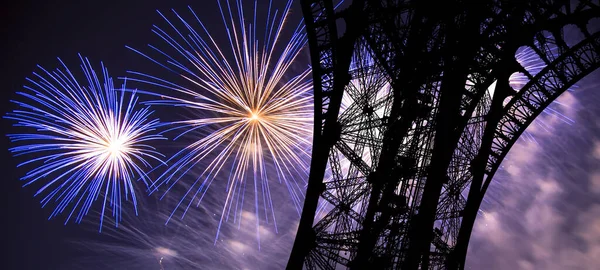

{"left": 5, "top": 55, "right": 165, "bottom": 229}
{"left": 127, "top": 0, "right": 312, "bottom": 243}
{"left": 71, "top": 188, "right": 298, "bottom": 270}
{"left": 508, "top": 39, "right": 577, "bottom": 143}
{"left": 72, "top": 203, "right": 209, "bottom": 269}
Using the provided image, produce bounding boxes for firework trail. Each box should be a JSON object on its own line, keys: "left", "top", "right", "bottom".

{"left": 4, "top": 55, "right": 165, "bottom": 230}
{"left": 71, "top": 204, "right": 209, "bottom": 269}
{"left": 126, "top": 0, "right": 313, "bottom": 244}
{"left": 474, "top": 27, "right": 592, "bottom": 215}
{"left": 467, "top": 64, "right": 600, "bottom": 270}
{"left": 508, "top": 38, "right": 577, "bottom": 144}
{"left": 70, "top": 188, "right": 299, "bottom": 270}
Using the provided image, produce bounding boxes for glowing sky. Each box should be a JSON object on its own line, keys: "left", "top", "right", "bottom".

{"left": 3, "top": 1, "right": 600, "bottom": 269}
{"left": 467, "top": 69, "right": 600, "bottom": 269}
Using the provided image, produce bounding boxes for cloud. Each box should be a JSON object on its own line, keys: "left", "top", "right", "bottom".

{"left": 589, "top": 173, "right": 600, "bottom": 194}
{"left": 468, "top": 177, "right": 600, "bottom": 270}
{"left": 472, "top": 211, "right": 510, "bottom": 246}
{"left": 466, "top": 83, "right": 600, "bottom": 270}
{"left": 593, "top": 141, "right": 600, "bottom": 160}
{"left": 575, "top": 204, "right": 600, "bottom": 244}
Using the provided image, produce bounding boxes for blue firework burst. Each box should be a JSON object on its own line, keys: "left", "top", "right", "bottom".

{"left": 5, "top": 55, "right": 166, "bottom": 230}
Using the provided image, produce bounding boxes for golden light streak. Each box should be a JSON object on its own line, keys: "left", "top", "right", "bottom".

{"left": 128, "top": 0, "right": 313, "bottom": 244}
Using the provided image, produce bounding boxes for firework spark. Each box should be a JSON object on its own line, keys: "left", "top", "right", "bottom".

{"left": 71, "top": 189, "right": 299, "bottom": 270}
{"left": 127, "top": 0, "right": 312, "bottom": 244}
{"left": 74, "top": 209, "right": 207, "bottom": 269}
{"left": 5, "top": 55, "right": 165, "bottom": 229}
{"left": 508, "top": 39, "right": 577, "bottom": 143}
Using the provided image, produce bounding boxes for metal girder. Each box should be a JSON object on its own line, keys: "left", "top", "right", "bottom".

{"left": 289, "top": 0, "right": 600, "bottom": 269}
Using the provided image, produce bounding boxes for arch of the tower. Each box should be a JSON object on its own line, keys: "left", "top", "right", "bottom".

{"left": 453, "top": 18, "right": 600, "bottom": 269}
{"left": 289, "top": 0, "right": 600, "bottom": 269}
{"left": 486, "top": 27, "right": 600, "bottom": 194}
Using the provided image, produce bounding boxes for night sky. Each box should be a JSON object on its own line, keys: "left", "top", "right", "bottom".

{"left": 1, "top": 1, "right": 599, "bottom": 269}
{"left": 0, "top": 1, "right": 176, "bottom": 268}
{"left": 467, "top": 70, "right": 600, "bottom": 269}
{"left": 1, "top": 1, "right": 304, "bottom": 269}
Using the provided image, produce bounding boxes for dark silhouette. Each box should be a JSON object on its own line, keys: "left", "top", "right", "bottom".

{"left": 287, "top": 0, "right": 600, "bottom": 269}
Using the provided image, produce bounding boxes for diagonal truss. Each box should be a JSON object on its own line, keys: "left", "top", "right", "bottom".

{"left": 288, "top": 0, "right": 600, "bottom": 269}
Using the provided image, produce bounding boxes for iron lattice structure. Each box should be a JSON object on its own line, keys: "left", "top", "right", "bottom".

{"left": 287, "top": 0, "right": 600, "bottom": 269}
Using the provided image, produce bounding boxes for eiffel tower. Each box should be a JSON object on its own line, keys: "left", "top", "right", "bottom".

{"left": 286, "top": 0, "right": 600, "bottom": 269}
